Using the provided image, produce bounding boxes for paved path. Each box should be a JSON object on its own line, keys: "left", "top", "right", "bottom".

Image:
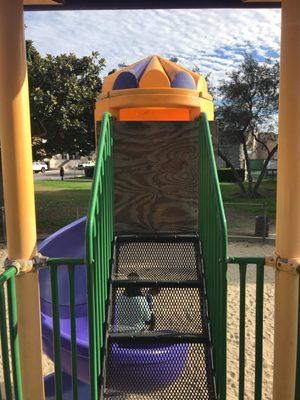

{"left": 34, "top": 169, "right": 84, "bottom": 180}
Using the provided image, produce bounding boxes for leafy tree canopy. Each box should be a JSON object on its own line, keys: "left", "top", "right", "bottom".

{"left": 26, "top": 41, "right": 105, "bottom": 158}
{"left": 216, "top": 54, "right": 279, "bottom": 196}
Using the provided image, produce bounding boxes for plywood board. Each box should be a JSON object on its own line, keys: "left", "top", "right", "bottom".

{"left": 113, "top": 121, "right": 200, "bottom": 233}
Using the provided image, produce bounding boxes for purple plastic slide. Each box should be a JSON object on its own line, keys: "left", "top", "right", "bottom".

{"left": 38, "top": 217, "right": 90, "bottom": 386}
{"left": 44, "top": 373, "right": 90, "bottom": 399}
{"left": 39, "top": 217, "right": 189, "bottom": 397}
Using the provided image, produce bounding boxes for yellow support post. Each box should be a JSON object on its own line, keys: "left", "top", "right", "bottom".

{"left": 0, "top": 0, "right": 45, "bottom": 399}
{"left": 274, "top": 0, "right": 300, "bottom": 399}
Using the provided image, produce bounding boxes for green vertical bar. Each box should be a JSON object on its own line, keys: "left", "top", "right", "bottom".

{"left": 87, "top": 260, "right": 97, "bottom": 400}
{"left": 103, "top": 155, "right": 108, "bottom": 302}
{"left": 50, "top": 266, "right": 63, "bottom": 400}
{"left": 0, "top": 285, "right": 13, "bottom": 400}
{"left": 68, "top": 266, "right": 78, "bottom": 400}
{"left": 239, "top": 263, "right": 247, "bottom": 400}
{"left": 109, "top": 127, "right": 113, "bottom": 244}
{"left": 102, "top": 148, "right": 106, "bottom": 299}
{"left": 7, "top": 274, "right": 23, "bottom": 400}
{"left": 99, "top": 171, "right": 105, "bottom": 343}
{"left": 102, "top": 165, "right": 106, "bottom": 296}
{"left": 295, "top": 277, "right": 300, "bottom": 400}
{"left": 255, "top": 262, "right": 264, "bottom": 400}
{"left": 105, "top": 142, "right": 109, "bottom": 286}
{"left": 95, "top": 201, "right": 102, "bottom": 368}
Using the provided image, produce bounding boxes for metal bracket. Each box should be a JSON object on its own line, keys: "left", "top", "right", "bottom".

{"left": 265, "top": 254, "right": 300, "bottom": 275}
{"left": 4, "top": 253, "right": 49, "bottom": 275}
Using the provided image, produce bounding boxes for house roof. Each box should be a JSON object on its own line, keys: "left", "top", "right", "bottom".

{"left": 24, "top": 0, "right": 281, "bottom": 11}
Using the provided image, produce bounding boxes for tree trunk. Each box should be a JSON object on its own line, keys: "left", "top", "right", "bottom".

{"left": 242, "top": 135, "right": 254, "bottom": 195}
{"left": 218, "top": 148, "right": 246, "bottom": 194}
{"left": 253, "top": 144, "right": 278, "bottom": 194}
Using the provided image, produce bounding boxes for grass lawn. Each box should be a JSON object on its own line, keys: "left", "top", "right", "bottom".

{"left": 220, "top": 181, "right": 276, "bottom": 218}
{"left": 35, "top": 178, "right": 277, "bottom": 236}
{"left": 220, "top": 181, "right": 276, "bottom": 235}
{"left": 35, "top": 179, "right": 92, "bottom": 234}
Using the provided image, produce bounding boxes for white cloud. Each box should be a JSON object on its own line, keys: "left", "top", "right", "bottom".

{"left": 24, "top": 9, "right": 280, "bottom": 83}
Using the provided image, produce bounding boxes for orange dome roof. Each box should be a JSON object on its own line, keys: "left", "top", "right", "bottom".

{"left": 95, "top": 55, "right": 213, "bottom": 122}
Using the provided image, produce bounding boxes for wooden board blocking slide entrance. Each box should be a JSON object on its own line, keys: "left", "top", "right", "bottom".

{"left": 113, "top": 121, "right": 199, "bottom": 233}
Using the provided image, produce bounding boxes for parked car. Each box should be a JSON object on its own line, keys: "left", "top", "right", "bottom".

{"left": 33, "top": 161, "right": 48, "bottom": 173}
{"left": 77, "top": 161, "right": 95, "bottom": 170}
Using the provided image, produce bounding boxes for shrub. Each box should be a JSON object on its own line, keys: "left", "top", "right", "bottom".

{"left": 218, "top": 168, "right": 245, "bottom": 183}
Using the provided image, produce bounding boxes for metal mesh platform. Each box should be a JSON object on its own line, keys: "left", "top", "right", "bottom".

{"left": 104, "top": 342, "right": 215, "bottom": 400}
{"left": 102, "top": 234, "right": 216, "bottom": 400}
{"left": 109, "top": 286, "right": 208, "bottom": 335}
{"left": 114, "top": 235, "right": 202, "bottom": 281}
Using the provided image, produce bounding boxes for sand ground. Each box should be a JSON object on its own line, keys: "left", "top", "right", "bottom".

{"left": 0, "top": 241, "right": 275, "bottom": 399}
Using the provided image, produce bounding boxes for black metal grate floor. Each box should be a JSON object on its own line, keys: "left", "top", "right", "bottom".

{"left": 109, "top": 286, "right": 208, "bottom": 336}
{"left": 114, "top": 235, "right": 201, "bottom": 281}
{"left": 104, "top": 342, "right": 215, "bottom": 400}
{"left": 102, "top": 234, "right": 216, "bottom": 400}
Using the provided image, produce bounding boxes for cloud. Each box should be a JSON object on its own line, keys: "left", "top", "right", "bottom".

{"left": 24, "top": 9, "right": 280, "bottom": 83}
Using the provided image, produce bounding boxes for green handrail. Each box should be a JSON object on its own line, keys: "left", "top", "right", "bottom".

{"left": 86, "top": 112, "right": 114, "bottom": 400}
{"left": 198, "top": 113, "right": 228, "bottom": 400}
{"left": 228, "top": 257, "right": 265, "bottom": 400}
{"left": 0, "top": 266, "right": 23, "bottom": 400}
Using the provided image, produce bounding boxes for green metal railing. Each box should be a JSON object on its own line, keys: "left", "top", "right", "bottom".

{"left": 46, "top": 257, "right": 85, "bottom": 400}
{"left": 40, "top": 113, "right": 114, "bottom": 400}
{"left": 228, "top": 257, "right": 265, "bottom": 400}
{"left": 0, "top": 266, "right": 23, "bottom": 400}
{"left": 198, "top": 113, "right": 228, "bottom": 400}
{"left": 0, "top": 111, "right": 299, "bottom": 400}
{"left": 86, "top": 112, "right": 114, "bottom": 400}
{"left": 0, "top": 112, "right": 113, "bottom": 400}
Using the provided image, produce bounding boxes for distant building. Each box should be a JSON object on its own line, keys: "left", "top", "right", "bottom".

{"left": 215, "top": 126, "right": 277, "bottom": 170}
{"left": 248, "top": 131, "right": 277, "bottom": 161}
{"left": 216, "top": 125, "right": 244, "bottom": 169}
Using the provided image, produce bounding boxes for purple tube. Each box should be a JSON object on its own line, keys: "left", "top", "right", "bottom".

{"left": 39, "top": 217, "right": 87, "bottom": 319}
{"left": 112, "top": 57, "right": 151, "bottom": 90}
{"left": 171, "top": 71, "right": 196, "bottom": 89}
{"left": 110, "top": 341, "right": 189, "bottom": 390}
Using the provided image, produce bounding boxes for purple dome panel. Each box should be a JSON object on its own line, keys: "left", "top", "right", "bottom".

{"left": 171, "top": 71, "right": 196, "bottom": 89}
{"left": 113, "top": 57, "right": 151, "bottom": 90}
{"left": 113, "top": 71, "right": 139, "bottom": 90}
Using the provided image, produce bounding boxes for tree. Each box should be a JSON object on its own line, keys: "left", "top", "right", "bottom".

{"left": 26, "top": 41, "right": 105, "bottom": 158}
{"left": 216, "top": 54, "right": 279, "bottom": 197}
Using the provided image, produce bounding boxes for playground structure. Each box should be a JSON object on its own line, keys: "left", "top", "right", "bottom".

{"left": 38, "top": 58, "right": 221, "bottom": 399}
{"left": 0, "top": 1, "right": 299, "bottom": 400}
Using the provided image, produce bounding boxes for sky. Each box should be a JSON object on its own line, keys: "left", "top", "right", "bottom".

{"left": 24, "top": 9, "right": 281, "bottom": 83}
